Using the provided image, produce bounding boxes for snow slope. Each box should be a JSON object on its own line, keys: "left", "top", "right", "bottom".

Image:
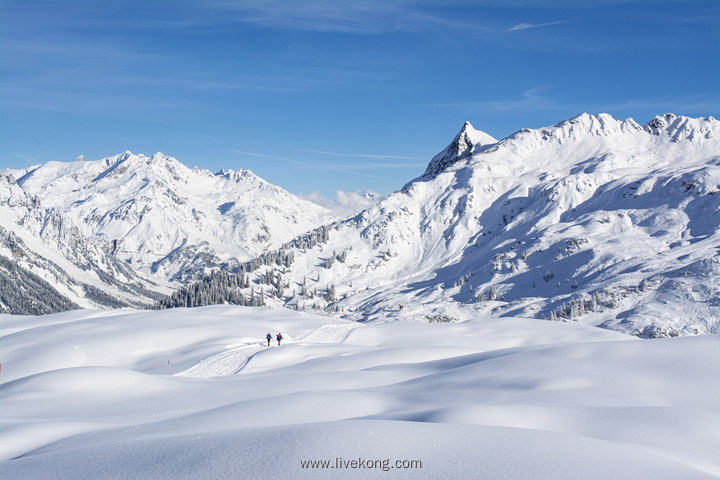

{"left": 0, "top": 175, "right": 166, "bottom": 313}
{"left": 207, "top": 113, "right": 720, "bottom": 337}
{"left": 1, "top": 306, "right": 718, "bottom": 479}
{"left": 3, "top": 113, "right": 719, "bottom": 338}
{"left": 12, "top": 152, "right": 334, "bottom": 282}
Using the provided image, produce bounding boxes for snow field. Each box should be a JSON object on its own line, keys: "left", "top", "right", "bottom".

{"left": 176, "top": 323, "right": 357, "bottom": 378}
{"left": 1, "top": 305, "right": 719, "bottom": 479}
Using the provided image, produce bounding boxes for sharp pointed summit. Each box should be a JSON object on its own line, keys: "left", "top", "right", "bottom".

{"left": 3, "top": 113, "right": 720, "bottom": 339}
{"left": 154, "top": 112, "right": 720, "bottom": 338}
{"left": 419, "top": 121, "right": 498, "bottom": 181}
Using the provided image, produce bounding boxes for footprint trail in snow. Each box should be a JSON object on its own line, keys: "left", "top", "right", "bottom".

{"left": 175, "top": 322, "right": 357, "bottom": 379}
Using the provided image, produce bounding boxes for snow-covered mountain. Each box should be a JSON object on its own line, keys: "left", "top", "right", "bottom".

{"left": 12, "top": 152, "right": 334, "bottom": 283}
{"left": 419, "top": 120, "right": 498, "bottom": 180}
{"left": 3, "top": 114, "right": 718, "bottom": 479}
{"left": 0, "top": 174, "right": 166, "bottom": 313}
{"left": 166, "top": 113, "right": 720, "bottom": 337}
{"left": 4, "top": 113, "right": 718, "bottom": 336}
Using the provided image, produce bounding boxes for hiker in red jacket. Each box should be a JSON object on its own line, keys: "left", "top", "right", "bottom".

{"left": 276, "top": 332, "right": 283, "bottom": 345}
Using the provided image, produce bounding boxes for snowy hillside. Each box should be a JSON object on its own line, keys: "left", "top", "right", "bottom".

{"left": 165, "top": 113, "right": 720, "bottom": 337}
{"left": 12, "top": 152, "right": 334, "bottom": 282}
{"left": 0, "top": 174, "right": 166, "bottom": 314}
{"left": 3, "top": 113, "right": 719, "bottom": 478}
{"left": 1, "top": 306, "right": 718, "bottom": 479}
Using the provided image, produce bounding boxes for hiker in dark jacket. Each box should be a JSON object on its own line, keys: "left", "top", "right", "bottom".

{"left": 276, "top": 333, "right": 283, "bottom": 345}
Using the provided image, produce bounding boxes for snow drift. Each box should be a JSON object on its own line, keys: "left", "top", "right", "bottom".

{"left": 1, "top": 306, "right": 718, "bottom": 479}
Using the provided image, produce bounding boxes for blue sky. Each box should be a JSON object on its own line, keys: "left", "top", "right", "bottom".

{"left": 1, "top": 0, "right": 718, "bottom": 198}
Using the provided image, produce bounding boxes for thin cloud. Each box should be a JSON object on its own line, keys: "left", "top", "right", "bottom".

{"left": 300, "top": 149, "right": 426, "bottom": 162}
{"left": 508, "top": 21, "right": 568, "bottom": 32}
{"left": 440, "top": 90, "right": 720, "bottom": 126}
{"left": 10, "top": 152, "right": 38, "bottom": 164}
{"left": 212, "top": 0, "right": 463, "bottom": 35}
{"left": 327, "top": 167, "right": 385, "bottom": 180}
{"left": 591, "top": 94, "right": 720, "bottom": 119}
{"left": 493, "top": 87, "right": 557, "bottom": 111}
{"left": 439, "top": 87, "right": 560, "bottom": 113}
{"left": 225, "top": 149, "right": 305, "bottom": 165}
{"left": 299, "top": 188, "right": 384, "bottom": 219}
{"left": 316, "top": 162, "right": 426, "bottom": 170}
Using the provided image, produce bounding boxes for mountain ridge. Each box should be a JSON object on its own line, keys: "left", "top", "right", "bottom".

{"left": 158, "top": 112, "right": 720, "bottom": 338}
{"left": 12, "top": 151, "right": 335, "bottom": 283}
{"left": 0, "top": 174, "right": 166, "bottom": 313}
{"left": 3, "top": 112, "right": 719, "bottom": 336}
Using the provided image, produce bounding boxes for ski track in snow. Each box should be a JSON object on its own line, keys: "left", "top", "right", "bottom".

{"left": 3, "top": 307, "right": 720, "bottom": 479}
{"left": 175, "top": 323, "right": 357, "bottom": 378}
{"left": 294, "top": 322, "right": 357, "bottom": 344}
{"left": 174, "top": 343, "right": 266, "bottom": 378}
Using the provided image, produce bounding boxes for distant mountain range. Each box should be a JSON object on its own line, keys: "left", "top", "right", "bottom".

{"left": 1, "top": 153, "right": 337, "bottom": 312}
{"left": 10, "top": 152, "right": 332, "bottom": 282}
{"left": 2, "top": 113, "right": 718, "bottom": 337}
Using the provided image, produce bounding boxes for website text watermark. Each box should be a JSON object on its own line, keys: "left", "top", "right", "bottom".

{"left": 301, "top": 457, "right": 422, "bottom": 472}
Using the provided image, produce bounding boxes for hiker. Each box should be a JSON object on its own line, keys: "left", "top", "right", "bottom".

{"left": 266, "top": 332, "right": 272, "bottom": 347}
{"left": 276, "top": 332, "right": 283, "bottom": 345}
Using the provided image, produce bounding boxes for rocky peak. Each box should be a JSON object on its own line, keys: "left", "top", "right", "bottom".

{"left": 645, "top": 113, "right": 717, "bottom": 142}
{"left": 420, "top": 121, "right": 498, "bottom": 180}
